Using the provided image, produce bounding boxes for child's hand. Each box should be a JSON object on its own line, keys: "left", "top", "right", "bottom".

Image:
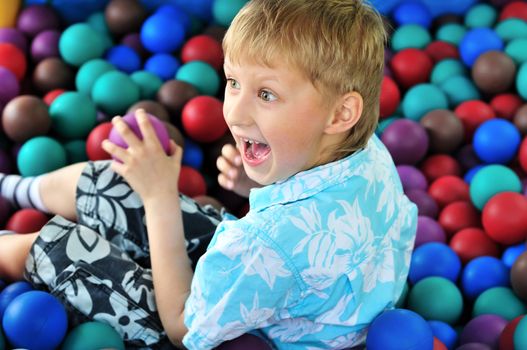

{"left": 216, "top": 144, "right": 260, "bottom": 198}
{"left": 102, "top": 109, "right": 183, "bottom": 202}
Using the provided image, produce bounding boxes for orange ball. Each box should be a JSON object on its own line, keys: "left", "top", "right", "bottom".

{"left": 482, "top": 192, "right": 527, "bottom": 245}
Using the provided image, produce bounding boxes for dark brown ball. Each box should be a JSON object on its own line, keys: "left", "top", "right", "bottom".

{"left": 105, "top": 0, "right": 147, "bottom": 38}
{"left": 127, "top": 100, "right": 170, "bottom": 122}
{"left": 33, "top": 57, "right": 74, "bottom": 93}
{"left": 2, "top": 95, "right": 51, "bottom": 142}
{"left": 514, "top": 104, "right": 527, "bottom": 135}
{"left": 511, "top": 250, "right": 527, "bottom": 302}
{"left": 472, "top": 51, "right": 516, "bottom": 95}
{"left": 157, "top": 80, "right": 199, "bottom": 118}
{"left": 163, "top": 121, "right": 185, "bottom": 148}
{"left": 432, "top": 14, "right": 463, "bottom": 33}
{"left": 203, "top": 25, "right": 228, "bottom": 44}
{"left": 420, "top": 109, "right": 464, "bottom": 154}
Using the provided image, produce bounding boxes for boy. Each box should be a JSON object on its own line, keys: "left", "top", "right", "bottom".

{"left": 0, "top": 0, "right": 417, "bottom": 349}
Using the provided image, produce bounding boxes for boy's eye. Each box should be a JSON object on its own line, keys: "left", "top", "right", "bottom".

{"left": 227, "top": 78, "right": 240, "bottom": 89}
{"left": 259, "top": 90, "right": 277, "bottom": 102}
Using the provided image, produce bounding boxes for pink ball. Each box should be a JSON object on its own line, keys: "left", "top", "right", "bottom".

{"left": 108, "top": 113, "right": 170, "bottom": 161}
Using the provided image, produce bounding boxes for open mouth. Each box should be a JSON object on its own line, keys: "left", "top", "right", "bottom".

{"left": 241, "top": 138, "right": 271, "bottom": 165}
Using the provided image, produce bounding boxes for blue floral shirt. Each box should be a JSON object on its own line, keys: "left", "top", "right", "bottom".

{"left": 183, "top": 134, "right": 417, "bottom": 349}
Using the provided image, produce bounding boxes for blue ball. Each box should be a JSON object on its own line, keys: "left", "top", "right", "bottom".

{"left": 420, "top": 0, "right": 477, "bottom": 16}
{"left": 459, "top": 28, "right": 504, "bottom": 67}
{"left": 105, "top": 45, "right": 141, "bottom": 74}
{"left": 463, "top": 165, "right": 484, "bottom": 184}
{"left": 461, "top": 256, "right": 510, "bottom": 299}
{"left": 367, "top": 0, "right": 401, "bottom": 16}
{"left": 502, "top": 243, "right": 527, "bottom": 269}
{"left": 140, "top": 12, "right": 186, "bottom": 53}
{"left": 145, "top": 53, "right": 181, "bottom": 81}
{"left": 0, "top": 281, "right": 32, "bottom": 320}
{"left": 473, "top": 119, "right": 521, "bottom": 164}
{"left": 409, "top": 242, "right": 462, "bottom": 284}
{"left": 155, "top": 4, "right": 192, "bottom": 32}
{"left": 428, "top": 320, "right": 458, "bottom": 350}
{"left": 139, "top": 0, "right": 213, "bottom": 22}
{"left": 366, "top": 309, "right": 434, "bottom": 350}
{"left": 3, "top": 291, "right": 68, "bottom": 350}
{"left": 393, "top": 2, "right": 432, "bottom": 28}
{"left": 182, "top": 138, "right": 204, "bottom": 169}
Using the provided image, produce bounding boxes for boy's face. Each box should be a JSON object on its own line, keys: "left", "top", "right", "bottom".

{"left": 223, "top": 57, "right": 335, "bottom": 185}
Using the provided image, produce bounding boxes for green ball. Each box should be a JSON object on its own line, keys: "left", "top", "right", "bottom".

{"left": 402, "top": 84, "right": 449, "bottom": 121}
{"left": 517, "top": 62, "right": 527, "bottom": 100}
{"left": 92, "top": 71, "right": 140, "bottom": 116}
{"left": 212, "top": 0, "right": 248, "bottom": 27}
{"left": 436, "top": 23, "right": 467, "bottom": 46}
{"left": 64, "top": 139, "right": 88, "bottom": 164}
{"left": 176, "top": 61, "right": 220, "bottom": 96}
{"left": 49, "top": 92, "right": 97, "bottom": 139}
{"left": 17, "top": 137, "right": 67, "bottom": 176}
{"left": 59, "top": 23, "right": 106, "bottom": 67}
{"left": 514, "top": 315, "right": 527, "bottom": 349}
{"left": 464, "top": 4, "right": 497, "bottom": 28}
{"left": 440, "top": 75, "right": 481, "bottom": 107}
{"left": 408, "top": 277, "right": 463, "bottom": 325}
{"left": 495, "top": 18, "right": 527, "bottom": 42}
{"left": 506, "top": 38, "right": 527, "bottom": 65}
{"left": 76, "top": 59, "right": 115, "bottom": 96}
{"left": 431, "top": 59, "right": 468, "bottom": 85}
{"left": 391, "top": 24, "right": 432, "bottom": 51}
{"left": 131, "top": 71, "right": 163, "bottom": 100}
{"left": 469, "top": 164, "right": 522, "bottom": 210}
{"left": 62, "top": 321, "right": 125, "bottom": 350}
{"left": 473, "top": 287, "right": 526, "bottom": 320}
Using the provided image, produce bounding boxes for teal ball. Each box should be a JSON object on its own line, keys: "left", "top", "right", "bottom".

{"left": 92, "top": 71, "right": 140, "bottom": 116}
{"left": 391, "top": 24, "right": 432, "bottom": 51}
{"left": 176, "top": 61, "right": 220, "bottom": 96}
{"left": 402, "top": 84, "right": 449, "bottom": 121}
{"left": 76, "top": 59, "right": 115, "bottom": 96}
{"left": 505, "top": 38, "right": 527, "bottom": 65}
{"left": 464, "top": 4, "right": 497, "bottom": 28}
{"left": 62, "top": 321, "right": 125, "bottom": 350}
{"left": 130, "top": 70, "right": 163, "bottom": 100}
{"left": 49, "top": 92, "right": 97, "bottom": 139}
{"left": 517, "top": 62, "right": 527, "bottom": 100}
{"left": 469, "top": 164, "right": 522, "bottom": 210}
{"left": 64, "top": 140, "right": 88, "bottom": 164}
{"left": 430, "top": 59, "right": 468, "bottom": 85}
{"left": 495, "top": 18, "right": 527, "bottom": 42}
{"left": 440, "top": 75, "right": 480, "bottom": 107}
{"left": 212, "top": 0, "right": 248, "bottom": 27}
{"left": 59, "top": 23, "right": 106, "bottom": 67}
{"left": 17, "top": 136, "right": 67, "bottom": 176}
{"left": 436, "top": 23, "right": 467, "bottom": 46}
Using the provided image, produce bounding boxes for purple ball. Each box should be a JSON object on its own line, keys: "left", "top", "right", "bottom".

{"left": 216, "top": 334, "right": 272, "bottom": 350}
{"left": 415, "top": 216, "right": 446, "bottom": 247}
{"left": 108, "top": 113, "right": 170, "bottom": 161}
{"left": 456, "top": 343, "right": 492, "bottom": 350}
{"left": 381, "top": 119, "right": 429, "bottom": 165}
{"left": 456, "top": 144, "right": 481, "bottom": 172}
{"left": 31, "top": 30, "right": 61, "bottom": 62}
{"left": 0, "top": 148, "right": 14, "bottom": 174}
{"left": 0, "top": 28, "right": 28, "bottom": 52}
{"left": 460, "top": 314, "right": 508, "bottom": 349}
{"left": 406, "top": 189, "right": 439, "bottom": 218}
{"left": 121, "top": 33, "right": 149, "bottom": 60}
{"left": 0, "top": 67, "right": 20, "bottom": 105}
{"left": 17, "top": 5, "right": 61, "bottom": 38}
{"left": 397, "top": 165, "right": 428, "bottom": 192}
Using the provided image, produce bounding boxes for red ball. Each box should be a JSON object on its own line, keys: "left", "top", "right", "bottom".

{"left": 482, "top": 192, "right": 527, "bottom": 245}
{"left": 86, "top": 122, "right": 112, "bottom": 161}
{"left": 6, "top": 208, "right": 49, "bottom": 233}
{"left": 390, "top": 48, "right": 433, "bottom": 89}
{"left": 182, "top": 96, "right": 227, "bottom": 143}
{"left": 424, "top": 41, "right": 459, "bottom": 63}
{"left": 438, "top": 201, "right": 481, "bottom": 238}
{"left": 181, "top": 34, "right": 224, "bottom": 71}
{"left": 454, "top": 100, "right": 495, "bottom": 141}
{"left": 519, "top": 138, "right": 527, "bottom": 174}
{"left": 43, "top": 88, "right": 66, "bottom": 106}
{"left": 500, "top": 1, "right": 527, "bottom": 21}
{"left": 449, "top": 227, "right": 500, "bottom": 265}
{"left": 420, "top": 154, "right": 462, "bottom": 183}
{"left": 0, "top": 43, "right": 27, "bottom": 80}
{"left": 499, "top": 315, "right": 524, "bottom": 350}
{"left": 178, "top": 165, "right": 206, "bottom": 197}
{"left": 428, "top": 175, "right": 469, "bottom": 209}
{"left": 490, "top": 93, "right": 523, "bottom": 120}
{"left": 380, "top": 76, "right": 400, "bottom": 118}
{"left": 433, "top": 338, "right": 447, "bottom": 350}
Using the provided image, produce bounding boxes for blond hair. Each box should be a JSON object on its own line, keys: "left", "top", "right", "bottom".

{"left": 223, "top": 0, "right": 387, "bottom": 160}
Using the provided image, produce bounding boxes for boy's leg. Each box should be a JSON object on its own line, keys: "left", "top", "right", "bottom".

{"left": 0, "top": 232, "right": 38, "bottom": 281}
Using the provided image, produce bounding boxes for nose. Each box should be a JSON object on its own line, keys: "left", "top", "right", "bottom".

{"left": 223, "top": 88, "right": 252, "bottom": 127}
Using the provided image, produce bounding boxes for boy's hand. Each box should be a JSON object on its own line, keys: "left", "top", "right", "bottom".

{"left": 102, "top": 109, "right": 183, "bottom": 202}
{"left": 216, "top": 144, "right": 260, "bottom": 198}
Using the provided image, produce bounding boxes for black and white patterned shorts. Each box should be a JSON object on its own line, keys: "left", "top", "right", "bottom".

{"left": 23, "top": 161, "right": 223, "bottom": 349}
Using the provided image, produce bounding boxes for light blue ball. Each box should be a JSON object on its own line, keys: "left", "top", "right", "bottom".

{"left": 430, "top": 59, "right": 468, "bottom": 85}
{"left": 105, "top": 45, "right": 141, "bottom": 74}
{"left": 402, "top": 84, "right": 449, "bottom": 121}
{"left": 17, "top": 137, "right": 67, "bottom": 176}
{"left": 473, "top": 119, "right": 521, "bottom": 164}
{"left": 459, "top": 28, "right": 504, "bottom": 67}
{"left": 145, "top": 53, "right": 181, "bottom": 81}
{"left": 436, "top": 23, "right": 467, "bottom": 46}
{"left": 176, "top": 61, "right": 220, "bottom": 96}
{"left": 517, "top": 62, "right": 527, "bottom": 100}
{"left": 391, "top": 24, "right": 432, "bottom": 51}
{"left": 464, "top": 3, "right": 497, "bottom": 28}
{"left": 140, "top": 12, "right": 186, "bottom": 53}
{"left": 440, "top": 75, "right": 480, "bottom": 107}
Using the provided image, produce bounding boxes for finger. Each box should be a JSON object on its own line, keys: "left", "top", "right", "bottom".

{"left": 221, "top": 144, "right": 242, "bottom": 166}
{"left": 169, "top": 140, "right": 183, "bottom": 163}
{"left": 102, "top": 139, "right": 130, "bottom": 163}
{"left": 218, "top": 173, "right": 234, "bottom": 190}
{"left": 135, "top": 109, "right": 162, "bottom": 150}
{"left": 216, "top": 156, "right": 238, "bottom": 180}
{"left": 112, "top": 116, "right": 142, "bottom": 149}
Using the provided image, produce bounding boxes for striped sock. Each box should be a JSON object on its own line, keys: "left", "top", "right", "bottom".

{"left": 0, "top": 174, "right": 49, "bottom": 213}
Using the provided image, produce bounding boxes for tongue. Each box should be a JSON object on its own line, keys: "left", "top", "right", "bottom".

{"left": 247, "top": 142, "right": 270, "bottom": 159}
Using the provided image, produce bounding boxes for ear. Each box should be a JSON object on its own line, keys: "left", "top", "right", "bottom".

{"left": 324, "top": 92, "right": 363, "bottom": 135}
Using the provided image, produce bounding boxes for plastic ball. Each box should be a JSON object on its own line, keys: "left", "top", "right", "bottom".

{"left": 511, "top": 251, "right": 527, "bottom": 302}
{"left": 16, "top": 5, "right": 60, "bottom": 38}
{"left": 520, "top": 138, "right": 527, "bottom": 173}
{"left": 59, "top": 23, "right": 106, "bottom": 67}
{"left": 86, "top": 122, "right": 112, "bottom": 161}
{"left": 3, "top": 291, "right": 67, "bottom": 350}
{"left": 428, "top": 176, "right": 469, "bottom": 209}
{"left": 439, "top": 75, "right": 481, "bottom": 107}
{"left": 499, "top": 315, "right": 523, "bottom": 350}
{"left": 459, "top": 28, "right": 504, "bottom": 67}
{"left": 430, "top": 59, "right": 467, "bottom": 85}
{"left": 449, "top": 228, "right": 500, "bottom": 265}
{"left": 500, "top": 1, "right": 527, "bottom": 21}
{"left": 49, "top": 92, "right": 97, "bottom": 139}
{"left": 397, "top": 165, "right": 428, "bottom": 192}
{"left": 108, "top": 112, "right": 170, "bottom": 158}
{"left": 438, "top": 201, "right": 480, "bottom": 238}
{"left": 514, "top": 315, "right": 527, "bottom": 349}
{"left": 456, "top": 344, "right": 492, "bottom": 350}
{"left": 456, "top": 144, "right": 481, "bottom": 173}
{"left": 140, "top": 12, "right": 186, "bottom": 53}
{"left": 128, "top": 100, "right": 170, "bottom": 122}
{"left": 464, "top": 165, "right": 483, "bottom": 186}
{"left": 2, "top": 95, "right": 51, "bottom": 142}
{"left": 461, "top": 256, "right": 510, "bottom": 299}
{"left": 30, "top": 29, "right": 60, "bottom": 62}
{"left": 469, "top": 164, "right": 522, "bottom": 210}
{"left": 428, "top": 320, "right": 458, "bottom": 350}
{"left": 424, "top": 41, "right": 459, "bottom": 63}
{"left": 514, "top": 104, "right": 527, "bottom": 134}
{"left": 420, "top": 154, "right": 462, "bottom": 182}
{"left": 436, "top": 23, "right": 467, "bottom": 46}
{"left": 155, "top": 4, "right": 192, "bottom": 32}
{"left": 17, "top": 136, "right": 67, "bottom": 176}
{"left": 365, "top": 309, "right": 433, "bottom": 350}
{"left": 408, "top": 276, "right": 463, "bottom": 324}
{"left": 0, "top": 28, "right": 28, "bottom": 52}
{"left": 391, "top": 24, "right": 432, "bottom": 51}
{"left": 415, "top": 216, "right": 446, "bottom": 248}
{"left": 104, "top": 0, "right": 147, "bottom": 37}
{"left": 212, "top": 0, "right": 248, "bottom": 27}
{"left": 157, "top": 80, "right": 199, "bottom": 116}
{"left": 76, "top": 59, "right": 115, "bottom": 96}
{"left": 62, "top": 321, "right": 125, "bottom": 350}
{"left": 182, "top": 139, "right": 204, "bottom": 169}
{"left": 454, "top": 100, "right": 495, "bottom": 141}
{"left": 503, "top": 243, "right": 526, "bottom": 268}
{"left": 459, "top": 314, "right": 508, "bottom": 349}
{"left": 43, "top": 88, "right": 65, "bottom": 106}
{"left": 130, "top": 71, "right": 163, "bottom": 100}
{"left": 495, "top": 18, "right": 527, "bottom": 42}
{"left": 176, "top": 61, "right": 220, "bottom": 96}
{"left": 92, "top": 70, "right": 140, "bottom": 116}
{"left": 64, "top": 139, "right": 88, "bottom": 164}
{"left": 390, "top": 48, "right": 433, "bottom": 89}
{"left": 472, "top": 50, "right": 516, "bottom": 94}
{"left": 0, "top": 67, "right": 19, "bottom": 106}
{"left": 178, "top": 165, "right": 207, "bottom": 197}
{"left": 217, "top": 333, "right": 272, "bottom": 350}
{"left": 33, "top": 57, "right": 75, "bottom": 93}
{"left": 409, "top": 242, "right": 461, "bottom": 284}
{"left": 406, "top": 189, "right": 439, "bottom": 219}
{"left": 0, "top": 43, "right": 27, "bottom": 80}
{"left": 518, "top": 62, "right": 527, "bottom": 100}
{"left": 105, "top": 45, "right": 141, "bottom": 74}
{"left": 379, "top": 76, "right": 400, "bottom": 118}
{"left": 482, "top": 192, "right": 527, "bottom": 245}
{"left": 181, "top": 34, "right": 223, "bottom": 71}
{"left": 381, "top": 119, "right": 429, "bottom": 165}
{"left": 402, "top": 83, "right": 449, "bottom": 121}
{"left": 420, "top": 109, "right": 464, "bottom": 154}
{"left": 182, "top": 96, "right": 227, "bottom": 143}
{"left": 393, "top": 1, "right": 432, "bottom": 28}
{"left": 6, "top": 209, "right": 49, "bottom": 233}
{"left": 490, "top": 93, "right": 523, "bottom": 119}
{"left": 0, "top": 281, "right": 33, "bottom": 320}
{"left": 473, "top": 287, "right": 526, "bottom": 320}
{"left": 144, "top": 53, "right": 181, "bottom": 81}
{"left": 505, "top": 38, "right": 527, "bottom": 65}
{"left": 465, "top": 3, "right": 498, "bottom": 28}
